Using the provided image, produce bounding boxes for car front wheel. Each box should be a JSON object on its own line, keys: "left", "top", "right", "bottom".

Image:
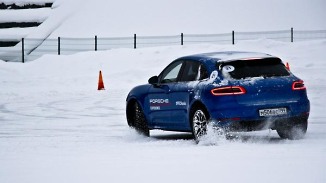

{"left": 129, "top": 102, "right": 149, "bottom": 137}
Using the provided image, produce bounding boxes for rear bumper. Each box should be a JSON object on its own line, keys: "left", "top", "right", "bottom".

{"left": 212, "top": 113, "right": 309, "bottom": 132}
{"left": 208, "top": 98, "right": 310, "bottom": 131}
{"left": 208, "top": 96, "right": 309, "bottom": 121}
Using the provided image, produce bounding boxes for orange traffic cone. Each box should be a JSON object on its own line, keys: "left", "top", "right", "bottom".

{"left": 286, "top": 62, "right": 290, "bottom": 71}
{"left": 98, "top": 70, "right": 105, "bottom": 90}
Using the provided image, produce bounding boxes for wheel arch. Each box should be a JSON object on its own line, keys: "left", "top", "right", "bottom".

{"left": 189, "top": 100, "right": 210, "bottom": 122}
{"left": 189, "top": 100, "right": 210, "bottom": 142}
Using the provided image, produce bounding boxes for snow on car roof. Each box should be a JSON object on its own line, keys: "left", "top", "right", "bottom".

{"left": 185, "top": 51, "right": 275, "bottom": 62}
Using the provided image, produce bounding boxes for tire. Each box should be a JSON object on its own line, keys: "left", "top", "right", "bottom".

{"left": 190, "top": 107, "right": 209, "bottom": 143}
{"left": 276, "top": 119, "right": 307, "bottom": 140}
{"left": 129, "top": 102, "right": 149, "bottom": 137}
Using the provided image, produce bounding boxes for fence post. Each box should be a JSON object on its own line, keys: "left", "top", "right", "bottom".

{"left": 291, "top": 27, "right": 294, "bottom": 42}
{"left": 232, "top": 31, "right": 235, "bottom": 45}
{"left": 22, "top": 38, "right": 24, "bottom": 63}
{"left": 134, "top": 34, "right": 137, "bottom": 49}
{"left": 95, "top": 35, "right": 98, "bottom": 51}
{"left": 181, "top": 33, "right": 184, "bottom": 45}
{"left": 58, "top": 37, "right": 61, "bottom": 55}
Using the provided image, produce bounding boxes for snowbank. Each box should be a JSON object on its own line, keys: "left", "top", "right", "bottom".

{"left": 0, "top": 27, "right": 35, "bottom": 41}
{"left": 0, "top": 8, "right": 51, "bottom": 23}
{"left": 1, "top": 0, "right": 53, "bottom": 5}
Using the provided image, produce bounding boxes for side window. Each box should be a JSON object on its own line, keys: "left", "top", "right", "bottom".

{"left": 198, "top": 64, "right": 209, "bottom": 80}
{"left": 180, "top": 61, "right": 209, "bottom": 82}
{"left": 159, "top": 61, "right": 183, "bottom": 83}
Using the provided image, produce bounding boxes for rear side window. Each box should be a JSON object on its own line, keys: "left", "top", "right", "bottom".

{"left": 220, "top": 57, "right": 290, "bottom": 79}
{"left": 179, "top": 61, "right": 209, "bottom": 82}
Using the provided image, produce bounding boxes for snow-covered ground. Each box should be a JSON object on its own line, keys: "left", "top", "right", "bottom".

{"left": 1, "top": 0, "right": 326, "bottom": 182}
{"left": 1, "top": 39, "right": 326, "bottom": 183}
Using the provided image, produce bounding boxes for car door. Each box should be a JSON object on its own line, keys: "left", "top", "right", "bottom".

{"left": 167, "top": 60, "right": 209, "bottom": 130}
{"left": 146, "top": 60, "right": 209, "bottom": 131}
{"left": 146, "top": 60, "right": 184, "bottom": 129}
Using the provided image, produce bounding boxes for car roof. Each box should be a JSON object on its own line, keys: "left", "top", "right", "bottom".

{"left": 179, "top": 51, "right": 276, "bottom": 63}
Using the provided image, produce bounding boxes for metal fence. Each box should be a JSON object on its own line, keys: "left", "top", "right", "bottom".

{"left": 1, "top": 28, "right": 326, "bottom": 63}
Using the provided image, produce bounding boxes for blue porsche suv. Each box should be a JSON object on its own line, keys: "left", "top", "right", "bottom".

{"left": 126, "top": 51, "right": 310, "bottom": 142}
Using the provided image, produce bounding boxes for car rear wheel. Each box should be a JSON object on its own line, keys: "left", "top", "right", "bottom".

{"left": 191, "top": 108, "right": 209, "bottom": 143}
{"left": 276, "top": 119, "right": 307, "bottom": 140}
{"left": 129, "top": 102, "right": 149, "bottom": 137}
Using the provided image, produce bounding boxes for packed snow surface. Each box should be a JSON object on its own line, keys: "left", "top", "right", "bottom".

{"left": 0, "top": 1, "right": 326, "bottom": 182}
{"left": 0, "top": 40, "right": 326, "bottom": 183}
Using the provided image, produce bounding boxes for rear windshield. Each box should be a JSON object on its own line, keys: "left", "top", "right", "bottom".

{"left": 219, "top": 57, "right": 290, "bottom": 79}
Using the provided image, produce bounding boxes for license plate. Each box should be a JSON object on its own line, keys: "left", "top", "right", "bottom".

{"left": 259, "top": 108, "right": 287, "bottom": 117}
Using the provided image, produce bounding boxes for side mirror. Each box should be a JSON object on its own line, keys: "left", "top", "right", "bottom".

{"left": 148, "top": 76, "right": 159, "bottom": 85}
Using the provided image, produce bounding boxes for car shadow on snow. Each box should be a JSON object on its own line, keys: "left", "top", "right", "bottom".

{"left": 151, "top": 132, "right": 194, "bottom": 141}
{"left": 228, "top": 134, "right": 286, "bottom": 144}
{"left": 150, "top": 131, "right": 287, "bottom": 144}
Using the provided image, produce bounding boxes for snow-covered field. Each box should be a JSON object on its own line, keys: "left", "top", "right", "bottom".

{"left": 1, "top": 0, "right": 326, "bottom": 182}
{"left": 1, "top": 39, "right": 326, "bottom": 183}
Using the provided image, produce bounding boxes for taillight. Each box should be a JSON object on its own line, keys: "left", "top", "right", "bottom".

{"left": 211, "top": 86, "right": 246, "bottom": 96}
{"left": 292, "top": 80, "right": 306, "bottom": 90}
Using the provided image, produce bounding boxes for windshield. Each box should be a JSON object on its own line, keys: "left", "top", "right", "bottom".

{"left": 219, "top": 57, "right": 290, "bottom": 79}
